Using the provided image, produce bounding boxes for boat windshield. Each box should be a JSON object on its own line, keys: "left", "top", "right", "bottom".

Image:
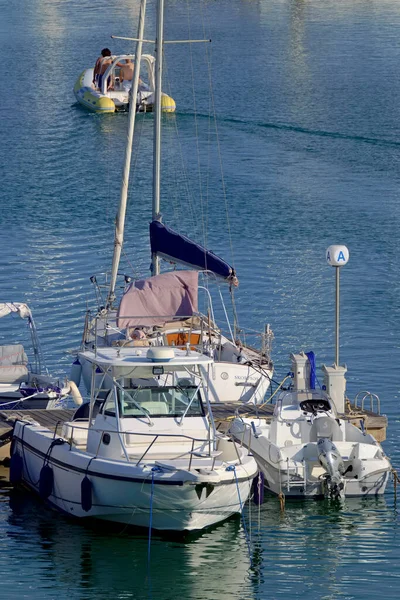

{"left": 103, "top": 385, "right": 205, "bottom": 418}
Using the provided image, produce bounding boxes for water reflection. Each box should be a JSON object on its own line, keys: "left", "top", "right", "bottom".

{"left": 2, "top": 469, "right": 400, "bottom": 599}
{"left": 248, "top": 495, "right": 399, "bottom": 599}
{"left": 5, "top": 487, "right": 253, "bottom": 600}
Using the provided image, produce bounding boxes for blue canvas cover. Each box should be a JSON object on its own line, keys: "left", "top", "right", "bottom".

{"left": 150, "top": 221, "right": 238, "bottom": 284}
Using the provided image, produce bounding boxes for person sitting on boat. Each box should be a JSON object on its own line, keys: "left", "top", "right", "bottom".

{"left": 120, "top": 59, "right": 150, "bottom": 94}
{"left": 120, "top": 58, "right": 135, "bottom": 91}
{"left": 128, "top": 328, "right": 149, "bottom": 347}
{"left": 93, "top": 48, "right": 113, "bottom": 90}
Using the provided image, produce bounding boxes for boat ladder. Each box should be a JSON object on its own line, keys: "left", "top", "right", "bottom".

{"left": 282, "top": 458, "right": 307, "bottom": 492}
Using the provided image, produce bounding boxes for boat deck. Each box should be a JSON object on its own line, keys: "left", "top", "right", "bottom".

{"left": 0, "top": 402, "right": 387, "bottom": 462}
{"left": 212, "top": 402, "right": 387, "bottom": 442}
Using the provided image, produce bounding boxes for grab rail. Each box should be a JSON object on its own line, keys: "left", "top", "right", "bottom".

{"left": 354, "top": 391, "right": 381, "bottom": 415}
{"left": 63, "top": 422, "right": 224, "bottom": 468}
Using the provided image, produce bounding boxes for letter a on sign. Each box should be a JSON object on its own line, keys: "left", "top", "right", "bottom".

{"left": 326, "top": 245, "right": 349, "bottom": 267}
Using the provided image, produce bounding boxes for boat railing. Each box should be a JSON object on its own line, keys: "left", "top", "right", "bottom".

{"left": 235, "top": 323, "right": 274, "bottom": 361}
{"left": 88, "top": 311, "right": 222, "bottom": 352}
{"left": 62, "top": 422, "right": 241, "bottom": 468}
{"left": 354, "top": 391, "right": 381, "bottom": 415}
{"left": 89, "top": 311, "right": 273, "bottom": 363}
{"left": 99, "top": 54, "right": 155, "bottom": 95}
{"left": 234, "top": 419, "right": 253, "bottom": 452}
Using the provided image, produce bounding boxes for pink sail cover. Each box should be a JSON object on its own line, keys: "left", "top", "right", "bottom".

{"left": 117, "top": 271, "right": 199, "bottom": 328}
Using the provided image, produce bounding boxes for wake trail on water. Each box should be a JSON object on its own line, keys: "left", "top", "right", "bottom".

{"left": 176, "top": 109, "right": 400, "bottom": 148}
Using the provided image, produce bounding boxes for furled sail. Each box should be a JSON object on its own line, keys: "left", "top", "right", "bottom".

{"left": 150, "top": 221, "right": 238, "bottom": 284}
{"left": 117, "top": 271, "right": 198, "bottom": 328}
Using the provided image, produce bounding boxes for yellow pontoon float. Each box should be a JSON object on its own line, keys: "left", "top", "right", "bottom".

{"left": 73, "top": 53, "right": 176, "bottom": 114}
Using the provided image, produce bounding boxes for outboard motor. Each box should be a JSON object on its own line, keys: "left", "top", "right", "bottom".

{"left": 317, "top": 438, "right": 345, "bottom": 499}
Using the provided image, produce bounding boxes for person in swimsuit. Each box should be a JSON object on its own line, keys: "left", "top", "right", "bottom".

{"left": 93, "top": 48, "right": 113, "bottom": 90}
{"left": 120, "top": 58, "right": 135, "bottom": 91}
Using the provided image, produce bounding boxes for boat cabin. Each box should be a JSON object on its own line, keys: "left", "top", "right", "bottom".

{"left": 64, "top": 346, "right": 221, "bottom": 464}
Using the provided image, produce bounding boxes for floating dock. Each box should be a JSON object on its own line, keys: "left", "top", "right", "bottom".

{"left": 0, "top": 402, "right": 387, "bottom": 463}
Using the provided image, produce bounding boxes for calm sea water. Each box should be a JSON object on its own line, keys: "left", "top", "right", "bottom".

{"left": 2, "top": 0, "right": 400, "bottom": 598}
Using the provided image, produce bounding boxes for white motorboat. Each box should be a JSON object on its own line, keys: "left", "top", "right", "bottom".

{"left": 0, "top": 302, "right": 70, "bottom": 409}
{"left": 73, "top": 53, "right": 176, "bottom": 114}
{"left": 72, "top": 0, "right": 274, "bottom": 404}
{"left": 230, "top": 351, "right": 391, "bottom": 499}
{"left": 11, "top": 346, "right": 257, "bottom": 531}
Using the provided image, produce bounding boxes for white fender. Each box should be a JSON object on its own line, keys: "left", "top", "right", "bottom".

{"left": 70, "top": 358, "right": 82, "bottom": 387}
{"left": 68, "top": 380, "right": 83, "bottom": 406}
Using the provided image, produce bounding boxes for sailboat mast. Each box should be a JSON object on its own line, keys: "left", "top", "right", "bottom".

{"left": 151, "top": 0, "right": 164, "bottom": 277}
{"left": 106, "top": 0, "right": 147, "bottom": 309}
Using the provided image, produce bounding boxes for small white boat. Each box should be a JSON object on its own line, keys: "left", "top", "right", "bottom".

{"left": 73, "top": 53, "right": 176, "bottom": 114}
{"left": 0, "top": 302, "right": 70, "bottom": 409}
{"left": 11, "top": 346, "right": 257, "bottom": 531}
{"left": 230, "top": 352, "right": 391, "bottom": 499}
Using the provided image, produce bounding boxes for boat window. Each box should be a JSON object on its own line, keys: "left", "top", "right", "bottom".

{"left": 118, "top": 386, "right": 205, "bottom": 418}
{"left": 103, "top": 391, "right": 119, "bottom": 417}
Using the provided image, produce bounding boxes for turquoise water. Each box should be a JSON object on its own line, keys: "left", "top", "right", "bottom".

{"left": 2, "top": 0, "right": 400, "bottom": 598}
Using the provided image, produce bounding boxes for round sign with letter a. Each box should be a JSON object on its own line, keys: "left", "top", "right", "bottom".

{"left": 326, "top": 245, "right": 349, "bottom": 267}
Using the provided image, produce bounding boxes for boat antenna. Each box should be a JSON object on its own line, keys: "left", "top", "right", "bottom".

{"left": 326, "top": 245, "right": 349, "bottom": 365}
{"left": 106, "top": 0, "right": 148, "bottom": 309}
{"left": 151, "top": 0, "right": 164, "bottom": 277}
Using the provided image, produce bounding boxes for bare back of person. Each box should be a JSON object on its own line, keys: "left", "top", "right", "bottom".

{"left": 120, "top": 59, "right": 134, "bottom": 82}
{"left": 93, "top": 48, "right": 113, "bottom": 87}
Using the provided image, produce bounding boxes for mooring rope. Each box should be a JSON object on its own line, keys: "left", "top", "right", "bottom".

{"left": 0, "top": 392, "right": 40, "bottom": 408}
{"left": 258, "top": 375, "right": 292, "bottom": 410}
{"left": 278, "top": 491, "right": 285, "bottom": 512}
{"left": 257, "top": 473, "right": 262, "bottom": 534}
{"left": 224, "top": 374, "right": 292, "bottom": 423}
{"left": 148, "top": 466, "right": 162, "bottom": 569}
{"left": 248, "top": 479, "right": 252, "bottom": 547}
{"left": 226, "top": 465, "right": 253, "bottom": 568}
{"left": 392, "top": 468, "right": 400, "bottom": 502}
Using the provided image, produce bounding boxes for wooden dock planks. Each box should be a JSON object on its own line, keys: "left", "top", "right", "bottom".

{"left": 0, "top": 409, "right": 74, "bottom": 440}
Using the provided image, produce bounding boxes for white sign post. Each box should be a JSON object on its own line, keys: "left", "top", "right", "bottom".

{"left": 326, "top": 245, "right": 349, "bottom": 366}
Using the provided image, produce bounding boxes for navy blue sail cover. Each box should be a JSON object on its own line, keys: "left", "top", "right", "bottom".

{"left": 150, "top": 221, "right": 238, "bottom": 284}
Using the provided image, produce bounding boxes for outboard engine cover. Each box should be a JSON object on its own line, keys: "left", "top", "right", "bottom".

{"left": 317, "top": 438, "right": 345, "bottom": 498}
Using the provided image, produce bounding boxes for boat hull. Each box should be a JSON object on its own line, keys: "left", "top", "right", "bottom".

{"left": 12, "top": 422, "right": 256, "bottom": 531}
{"left": 0, "top": 383, "right": 69, "bottom": 409}
{"left": 253, "top": 450, "right": 390, "bottom": 498}
{"left": 230, "top": 418, "right": 391, "bottom": 499}
{"left": 206, "top": 361, "right": 273, "bottom": 404}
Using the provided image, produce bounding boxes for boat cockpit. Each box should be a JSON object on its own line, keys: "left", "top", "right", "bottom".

{"left": 95, "top": 53, "right": 154, "bottom": 98}
{"left": 102, "top": 384, "right": 206, "bottom": 419}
